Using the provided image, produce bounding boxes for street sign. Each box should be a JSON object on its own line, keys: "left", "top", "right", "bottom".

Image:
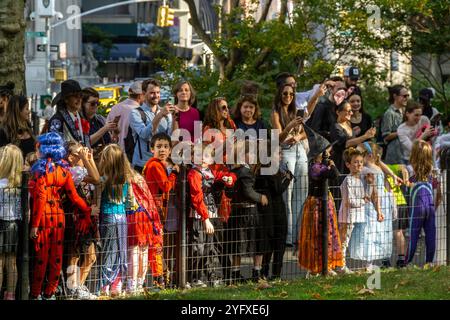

{"left": 50, "top": 45, "right": 59, "bottom": 53}
{"left": 37, "top": 44, "right": 46, "bottom": 52}
{"left": 26, "top": 31, "right": 46, "bottom": 38}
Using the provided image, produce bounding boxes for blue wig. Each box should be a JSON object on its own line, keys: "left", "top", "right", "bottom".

{"left": 31, "top": 132, "right": 69, "bottom": 177}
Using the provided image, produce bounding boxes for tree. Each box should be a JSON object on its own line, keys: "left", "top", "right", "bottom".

{"left": 0, "top": 0, "right": 26, "bottom": 93}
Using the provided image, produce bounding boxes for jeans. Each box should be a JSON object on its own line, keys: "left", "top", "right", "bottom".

{"left": 281, "top": 142, "right": 308, "bottom": 245}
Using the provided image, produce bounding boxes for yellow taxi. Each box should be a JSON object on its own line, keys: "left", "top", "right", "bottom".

{"left": 94, "top": 86, "right": 122, "bottom": 114}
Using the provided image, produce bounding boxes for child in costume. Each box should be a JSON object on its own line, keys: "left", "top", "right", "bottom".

{"left": 0, "top": 144, "right": 24, "bottom": 300}
{"left": 143, "top": 132, "right": 178, "bottom": 288}
{"left": 406, "top": 140, "right": 441, "bottom": 265}
{"left": 338, "top": 148, "right": 367, "bottom": 274}
{"left": 64, "top": 141, "right": 100, "bottom": 300}
{"left": 126, "top": 171, "right": 163, "bottom": 294}
{"left": 386, "top": 164, "right": 409, "bottom": 268}
{"left": 229, "top": 140, "right": 269, "bottom": 282}
{"left": 97, "top": 144, "right": 133, "bottom": 296}
{"left": 352, "top": 142, "right": 394, "bottom": 270}
{"left": 298, "top": 135, "right": 343, "bottom": 276}
{"left": 187, "top": 143, "right": 235, "bottom": 287}
{"left": 29, "top": 132, "right": 91, "bottom": 300}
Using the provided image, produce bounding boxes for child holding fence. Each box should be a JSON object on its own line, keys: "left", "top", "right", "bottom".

{"left": 338, "top": 148, "right": 366, "bottom": 274}
{"left": 127, "top": 171, "right": 163, "bottom": 294}
{"left": 0, "top": 144, "right": 24, "bottom": 300}
{"left": 143, "top": 133, "right": 178, "bottom": 288}
{"left": 187, "top": 143, "right": 235, "bottom": 288}
{"left": 406, "top": 140, "right": 441, "bottom": 266}
{"left": 98, "top": 144, "right": 133, "bottom": 297}
{"left": 64, "top": 142, "right": 100, "bottom": 300}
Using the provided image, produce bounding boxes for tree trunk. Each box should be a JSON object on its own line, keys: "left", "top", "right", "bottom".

{"left": 0, "top": 0, "right": 26, "bottom": 94}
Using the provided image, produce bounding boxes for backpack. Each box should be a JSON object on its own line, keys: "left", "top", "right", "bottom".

{"left": 124, "top": 107, "right": 147, "bottom": 163}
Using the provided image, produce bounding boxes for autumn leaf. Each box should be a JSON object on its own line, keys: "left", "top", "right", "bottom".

{"left": 311, "top": 293, "right": 323, "bottom": 300}
{"left": 256, "top": 281, "right": 272, "bottom": 290}
{"left": 357, "top": 286, "right": 375, "bottom": 295}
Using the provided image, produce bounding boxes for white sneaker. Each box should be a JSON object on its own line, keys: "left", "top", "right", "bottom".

{"left": 366, "top": 263, "right": 374, "bottom": 273}
{"left": 328, "top": 270, "right": 338, "bottom": 276}
{"left": 77, "top": 286, "right": 98, "bottom": 300}
{"left": 184, "top": 282, "right": 192, "bottom": 290}
{"left": 191, "top": 280, "right": 207, "bottom": 288}
{"left": 340, "top": 266, "right": 354, "bottom": 274}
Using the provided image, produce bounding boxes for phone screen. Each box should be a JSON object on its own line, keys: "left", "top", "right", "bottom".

{"left": 114, "top": 116, "right": 121, "bottom": 123}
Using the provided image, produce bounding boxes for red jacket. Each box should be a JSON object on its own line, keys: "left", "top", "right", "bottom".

{"left": 143, "top": 157, "right": 177, "bottom": 223}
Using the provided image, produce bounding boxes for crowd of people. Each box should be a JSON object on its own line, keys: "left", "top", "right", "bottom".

{"left": 0, "top": 67, "right": 447, "bottom": 300}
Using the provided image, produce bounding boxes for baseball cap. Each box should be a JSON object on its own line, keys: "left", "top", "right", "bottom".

{"left": 344, "top": 66, "right": 360, "bottom": 80}
{"left": 129, "top": 81, "right": 143, "bottom": 94}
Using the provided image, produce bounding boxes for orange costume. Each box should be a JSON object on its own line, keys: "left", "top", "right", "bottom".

{"left": 30, "top": 164, "right": 91, "bottom": 298}
{"left": 143, "top": 157, "right": 177, "bottom": 278}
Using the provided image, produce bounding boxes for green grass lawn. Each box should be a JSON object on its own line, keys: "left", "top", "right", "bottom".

{"left": 127, "top": 266, "right": 450, "bottom": 300}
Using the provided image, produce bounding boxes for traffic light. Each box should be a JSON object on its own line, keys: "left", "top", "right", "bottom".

{"left": 165, "top": 7, "right": 175, "bottom": 26}
{"left": 156, "top": 5, "right": 174, "bottom": 27}
{"left": 157, "top": 6, "right": 167, "bottom": 27}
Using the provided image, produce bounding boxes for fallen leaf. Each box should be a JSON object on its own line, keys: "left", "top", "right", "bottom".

{"left": 256, "top": 281, "right": 272, "bottom": 290}
{"left": 279, "top": 290, "right": 288, "bottom": 298}
{"left": 311, "top": 293, "right": 322, "bottom": 299}
{"left": 432, "top": 266, "right": 441, "bottom": 272}
{"left": 357, "top": 287, "right": 375, "bottom": 295}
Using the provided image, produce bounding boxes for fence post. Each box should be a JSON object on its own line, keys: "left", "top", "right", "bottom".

{"left": 20, "top": 171, "right": 30, "bottom": 300}
{"left": 322, "top": 177, "right": 329, "bottom": 276}
{"left": 446, "top": 168, "right": 450, "bottom": 266}
{"left": 178, "top": 165, "right": 187, "bottom": 288}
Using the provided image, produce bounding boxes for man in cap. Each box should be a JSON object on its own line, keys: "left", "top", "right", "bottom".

{"left": 343, "top": 66, "right": 362, "bottom": 96}
{"left": 106, "top": 81, "right": 145, "bottom": 150}
{"left": 48, "top": 79, "right": 91, "bottom": 147}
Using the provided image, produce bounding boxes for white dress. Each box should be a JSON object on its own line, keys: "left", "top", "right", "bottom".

{"left": 350, "top": 167, "right": 394, "bottom": 261}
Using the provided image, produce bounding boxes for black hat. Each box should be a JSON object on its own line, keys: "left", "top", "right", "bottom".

{"left": 52, "top": 79, "right": 82, "bottom": 106}
{"left": 304, "top": 124, "right": 335, "bottom": 160}
{"left": 0, "top": 82, "right": 15, "bottom": 96}
{"left": 344, "top": 66, "right": 360, "bottom": 81}
{"left": 419, "top": 88, "right": 434, "bottom": 101}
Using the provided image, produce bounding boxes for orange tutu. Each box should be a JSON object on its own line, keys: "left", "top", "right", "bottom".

{"left": 298, "top": 194, "right": 343, "bottom": 273}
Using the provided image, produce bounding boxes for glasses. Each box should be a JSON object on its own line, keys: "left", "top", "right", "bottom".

{"left": 220, "top": 105, "right": 228, "bottom": 111}
{"left": 282, "top": 92, "right": 295, "bottom": 97}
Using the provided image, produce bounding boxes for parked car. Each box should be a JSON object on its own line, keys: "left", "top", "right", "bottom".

{"left": 94, "top": 86, "right": 122, "bottom": 114}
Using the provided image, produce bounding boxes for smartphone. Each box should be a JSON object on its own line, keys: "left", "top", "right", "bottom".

{"left": 113, "top": 115, "right": 121, "bottom": 123}
{"left": 168, "top": 96, "right": 175, "bottom": 105}
{"left": 296, "top": 109, "right": 305, "bottom": 118}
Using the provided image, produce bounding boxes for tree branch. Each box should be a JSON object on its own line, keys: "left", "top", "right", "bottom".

{"left": 184, "top": 0, "right": 227, "bottom": 65}
{"left": 258, "top": 0, "right": 273, "bottom": 24}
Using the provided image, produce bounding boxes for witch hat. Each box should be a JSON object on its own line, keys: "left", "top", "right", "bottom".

{"left": 303, "top": 124, "right": 336, "bottom": 160}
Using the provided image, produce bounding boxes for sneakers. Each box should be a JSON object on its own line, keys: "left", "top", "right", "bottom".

{"left": 251, "top": 269, "right": 264, "bottom": 282}
{"left": 191, "top": 279, "right": 207, "bottom": 288}
{"left": 339, "top": 266, "right": 354, "bottom": 274}
{"left": 396, "top": 259, "right": 407, "bottom": 268}
{"left": 30, "top": 294, "right": 43, "bottom": 300}
{"left": 76, "top": 285, "right": 98, "bottom": 300}
{"left": 305, "top": 271, "right": 320, "bottom": 279}
{"left": 42, "top": 294, "right": 56, "bottom": 300}
{"left": 327, "top": 270, "right": 338, "bottom": 276}
{"left": 381, "top": 259, "right": 392, "bottom": 269}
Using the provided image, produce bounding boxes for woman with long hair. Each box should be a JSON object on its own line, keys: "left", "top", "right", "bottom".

{"left": 270, "top": 83, "right": 307, "bottom": 246}
{"left": 330, "top": 101, "right": 376, "bottom": 173}
{"left": 0, "top": 95, "right": 36, "bottom": 157}
{"left": 203, "top": 97, "right": 237, "bottom": 144}
{"left": 80, "top": 87, "right": 117, "bottom": 150}
{"left": 349, "top": 93, "right": 373, "bottom": 138}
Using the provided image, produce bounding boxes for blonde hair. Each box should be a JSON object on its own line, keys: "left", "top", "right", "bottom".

{"left": 0, "top": 144, "right": 24, "bottom": 188}
{"left": 98, "top": 144, "right": 132, "bottom": 202}
{"left": 410, "top": 140, "right": 433, "bottom": 182}
{"left": 365, "top": 141, "right": 382, "bottom": 165}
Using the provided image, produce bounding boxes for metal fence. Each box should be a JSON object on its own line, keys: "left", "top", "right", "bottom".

{"left": 1, "top": 166, "right": 449, "bottom": 300}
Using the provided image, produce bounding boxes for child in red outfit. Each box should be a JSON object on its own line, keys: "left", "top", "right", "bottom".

{"left": 187, "top": 144, "right": 235, "bottom": 288}
{"left": 29, "top": 133, "right": 91, "bottom": 300}
{"left": 143, "top": 132, "right": 178, "bottom": 287}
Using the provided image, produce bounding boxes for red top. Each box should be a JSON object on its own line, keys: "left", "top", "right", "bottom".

{"left": 143, "top": 157, "right": 177, "bottom": 221}
{"left": 31, "top": 166, "right": 91, "bottom": 229}
{"left": 187, "top": 165, "right": 236, "bottom": 221}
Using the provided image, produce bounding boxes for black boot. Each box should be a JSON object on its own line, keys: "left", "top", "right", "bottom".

{"left": 381, "top": 259, "right": 391, "bottom": 269}
{"left": 230, "top": 270, "right": 245, "bottom": 284}
{"left": 251, "top": 269, "right": 263, "bottom": 282}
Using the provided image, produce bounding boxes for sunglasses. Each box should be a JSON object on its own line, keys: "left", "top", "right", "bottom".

{"left": 220, "top": 105, "right": 228, "bottom": 111}
{"left": 282, "top": 92, "right": 295, "bottom": 97}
